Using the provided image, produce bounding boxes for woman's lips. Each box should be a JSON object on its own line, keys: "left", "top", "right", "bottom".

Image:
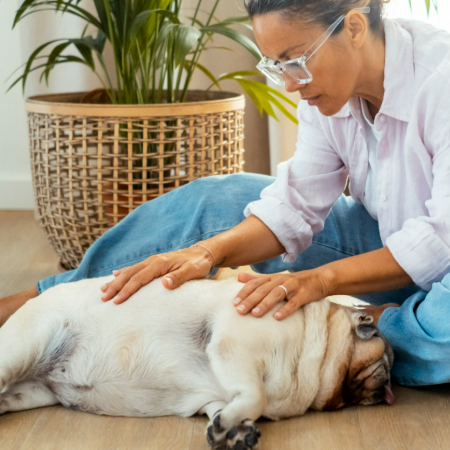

{"left": 304, "top": 95, "right": 321, "bottom": 106}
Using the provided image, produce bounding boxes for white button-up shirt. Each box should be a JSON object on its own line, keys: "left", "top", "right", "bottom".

{"left": 244, "top": 18, "right": 450, "bottom": 291}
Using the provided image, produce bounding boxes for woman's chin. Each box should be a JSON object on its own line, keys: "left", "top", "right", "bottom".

{"left": 316, "top": 99, "right": 347, "bottom": 117}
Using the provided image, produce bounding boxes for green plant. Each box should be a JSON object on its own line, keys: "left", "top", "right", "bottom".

{"left": 7, "top": 0, "right": 298, "bottom": 123}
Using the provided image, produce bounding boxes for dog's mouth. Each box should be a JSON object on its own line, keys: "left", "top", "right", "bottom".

{"left": 385, "top": 385, "right": 395, "bottom": 405}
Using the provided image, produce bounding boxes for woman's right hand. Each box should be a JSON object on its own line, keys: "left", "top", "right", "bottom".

{"left": 99, "top": 246, "right": 215, "bottom": 304}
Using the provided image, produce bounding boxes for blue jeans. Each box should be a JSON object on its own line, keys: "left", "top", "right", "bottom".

{"left": 38, "top": 173, "right": 449, "bottom": 386}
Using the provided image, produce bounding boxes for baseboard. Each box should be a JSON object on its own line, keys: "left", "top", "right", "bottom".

{"left": 0, "top": 177, "right": 35, "bottom": 210}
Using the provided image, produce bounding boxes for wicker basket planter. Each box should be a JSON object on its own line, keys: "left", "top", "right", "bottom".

{"left": 25, "top": 90, "right": 245, "bottom": 270}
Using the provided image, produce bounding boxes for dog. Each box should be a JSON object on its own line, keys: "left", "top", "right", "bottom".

{"left": 0, "top": 276, "right": 394, "bottom": 450}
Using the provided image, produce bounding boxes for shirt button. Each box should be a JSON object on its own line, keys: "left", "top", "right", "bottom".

{"left": 380, "top": 194, "right": 387, "bottom": 202}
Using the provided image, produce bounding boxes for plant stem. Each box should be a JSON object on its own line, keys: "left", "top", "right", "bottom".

{"left": 180, "top": 0, "right": 221, "bottom": 102}
{"left": 191, "top": 0, "right": 203, "bottom": 26}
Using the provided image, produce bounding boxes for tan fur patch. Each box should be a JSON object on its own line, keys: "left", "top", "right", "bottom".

{"left": 117, "top": 332, "right": 141, "bottom": 369}
{"left": 312, "top": 304, "right": 353, "bottom": 410}
{"left": 349, "top": 338, "right": 385, "bottom": 381}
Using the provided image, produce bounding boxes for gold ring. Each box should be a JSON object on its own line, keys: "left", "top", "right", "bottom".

{"left": 278, "top": 285, "right": 288, "bottom": 299}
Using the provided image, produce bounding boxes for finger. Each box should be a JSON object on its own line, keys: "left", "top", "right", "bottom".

{"left": 112, "top": 264, "right": 164, "bottom": 304}
{"left": 101, "top": 264, "right": 146, "bottom": 301}
{"left": 100, "top": 268, "right": 126, "bottom": 292}
{"left": 233, "top": 276, "right": 269, "bottom": 306}
{"left": 273, "top": 297, "right": 303, "bottom": 321}
{"left": 251, "top": 287, "right": 287, "bottom": 318}
{"left": 236, "top": 284, "right": 276, "bottom": 315}
{"left": 161, "top": 262, "right": 205, "bottom": 290}
{"left": 237, "top": 272, "right": 260, "bottom": 283}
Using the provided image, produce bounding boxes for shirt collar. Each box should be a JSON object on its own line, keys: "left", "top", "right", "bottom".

{"left": 332, "top": 19, "right": 415, "bottom": 123}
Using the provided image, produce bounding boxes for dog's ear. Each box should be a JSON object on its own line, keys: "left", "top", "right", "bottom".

{"left": 356, "top": 320, "right": 379, "bottom": 340}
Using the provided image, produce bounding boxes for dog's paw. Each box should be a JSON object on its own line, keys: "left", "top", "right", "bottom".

{"left": 206, "top": 415, "right": 261, "bottom": 450}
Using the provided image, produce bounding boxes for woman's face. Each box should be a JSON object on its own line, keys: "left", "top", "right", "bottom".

{"left": 252, "top": 12, "right": 366, "bottom": 117}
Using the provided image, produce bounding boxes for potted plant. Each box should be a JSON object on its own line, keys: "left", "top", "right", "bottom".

{"left": 7, "top": 0, "right": 298, "bottom": 270}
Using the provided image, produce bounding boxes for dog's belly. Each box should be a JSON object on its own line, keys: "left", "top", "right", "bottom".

{"left": 31, "top": 277, "right": 243, "bottom": 417}
{"left": 23, "top": 276, "right": 330, "bottom": 419}
{"left": 41, "top": 323, "right": 221, "bottom": 417}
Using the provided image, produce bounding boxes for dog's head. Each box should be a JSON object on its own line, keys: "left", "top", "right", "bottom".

{"left": 342, "top": 310, "right": 394, "bottom": 407}
{"left": 318, "top": 305, "right": 394, "bottom": 411}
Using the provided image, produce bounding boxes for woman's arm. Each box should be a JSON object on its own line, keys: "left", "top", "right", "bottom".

{"left": 100, "top": 214, "right": 286, "bottom": 304}
{"left": 322, "top": 246, "right": 414, "bottom": 296}
{"left": 233, "top": 246, "right": 413, "bottom": 321}
{"left": 200, "top": 215, "right": 286, "bottom": 268}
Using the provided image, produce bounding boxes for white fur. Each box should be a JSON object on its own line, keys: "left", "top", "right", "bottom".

{"left": 0, "top": 276, "right": 354, "bottom": 427}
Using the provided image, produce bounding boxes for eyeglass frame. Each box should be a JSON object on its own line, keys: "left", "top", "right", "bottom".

{"left": 256, "top": 7, "right": 371, "bottom": 86}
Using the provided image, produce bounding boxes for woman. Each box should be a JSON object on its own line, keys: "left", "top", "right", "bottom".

{"left": 3, "top": 0, "right": 450, "bottom": 386}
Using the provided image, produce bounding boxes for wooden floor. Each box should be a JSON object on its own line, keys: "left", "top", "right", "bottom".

{"left": 1, "top": 210, "right": 450, "bottom": 450}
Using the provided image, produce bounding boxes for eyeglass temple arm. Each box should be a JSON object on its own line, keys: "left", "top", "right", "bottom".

{"left": 305, "top": 6, "right": 371, "bottom": 62}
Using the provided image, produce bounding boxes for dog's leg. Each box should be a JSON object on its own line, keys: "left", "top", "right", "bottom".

{"left": 199, "top": 400, "right": 227, "bottom": 419}
{"left": 205, "top": 339, "right": 265, "bottom": 450}
{"left": 0, "top": 301, "right": 59, "bottom": 390}
{"left": 0, "top": 382, "right": 59, "bottom": 414}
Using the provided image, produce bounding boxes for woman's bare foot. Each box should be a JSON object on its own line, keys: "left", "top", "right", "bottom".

{"left": 0, "top": 287, "right": 39, "bottom": 326}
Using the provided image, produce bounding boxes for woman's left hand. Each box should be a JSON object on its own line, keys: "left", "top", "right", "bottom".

{"left": 233, "top": 270, "right": 330, "bottom": 321}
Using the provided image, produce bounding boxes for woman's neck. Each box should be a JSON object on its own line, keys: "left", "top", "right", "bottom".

{"left": 355, "top": 34, "right": 386, "bottom": 117}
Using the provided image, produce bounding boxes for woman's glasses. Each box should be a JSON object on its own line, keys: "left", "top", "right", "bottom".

{"left": 257, "top": 7, "right": 370, "bottom": 86}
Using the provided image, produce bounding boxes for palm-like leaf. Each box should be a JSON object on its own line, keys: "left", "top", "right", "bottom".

{"left": 13, "top": 0, "right": 438, "bottom": 122}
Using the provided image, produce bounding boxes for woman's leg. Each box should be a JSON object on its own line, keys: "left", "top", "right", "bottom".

{"left": 33, "top": 175, "right": 419, "bottom": 306}
{"left": 378, "top": 274, "right": 450, "bottom": 386}
{"left": 36, "top": 173, "right": 276, "bottom": 293}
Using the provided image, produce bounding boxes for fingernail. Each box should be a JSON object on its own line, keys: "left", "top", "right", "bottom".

{"left": 233, "top": 297, "right": 241, "bottom": 305}
{"left": 112, "top": 296, "right": 120, "bottom": 303}
{"left": 113, "top": 270, "right": 120, "bottom": 276}
{"left": 274, "top": 312, "right": 282, "bottom": 319}
{"left": 165, "top": 277, "right": 173, "bottom": 286}
{"left": 101, "top": 295, "right": 107, "bottom": 301}
{"left": 237, "top": 305, "right": 246, "bottom": 312}
{"left": 252, "top": 307, "right": 261, "bottom": 314}
{"left": 100, "top": 284, "right": 108, "bottom": 291}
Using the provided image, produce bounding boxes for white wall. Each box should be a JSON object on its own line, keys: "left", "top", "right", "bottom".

{"left": 0, "top": 0, "right": 269, "bottom": 211}
{"left": 0, "top": 0, "right": 99, "bottom": 210}
{"left": 2, "top": 0, "right": 449, "bottom": 209}
{"left": 268, "top": 0, "right": 450, "bottom": 175}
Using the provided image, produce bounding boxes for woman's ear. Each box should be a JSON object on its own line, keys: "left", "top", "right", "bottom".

{"left": 344, "top": 10, "right": 369, "bottom": 50}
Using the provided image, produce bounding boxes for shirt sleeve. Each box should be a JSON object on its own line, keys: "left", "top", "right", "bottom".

{"left": 386, "top": 141, "right": 450, "bottom": 291}
{"left": 244, "top": 102, "right": 348, "bottom": 263}
{"left": 386, "top": 74, "right": 450, "bottom": 291}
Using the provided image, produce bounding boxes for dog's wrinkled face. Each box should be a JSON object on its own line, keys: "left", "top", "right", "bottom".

{"left": 323, "top": 308, "right": 394, "bottom": 410}
{"left": 343, "top": 311, "right": 394, "bottom": 407}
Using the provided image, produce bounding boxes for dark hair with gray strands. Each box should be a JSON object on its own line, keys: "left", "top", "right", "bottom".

{"left": 244, "top": 0, "right": 390, "bottom": 38}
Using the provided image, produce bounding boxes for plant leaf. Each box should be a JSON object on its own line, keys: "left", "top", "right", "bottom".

{"left": 185, "top": 60, "right": 221, "bottom": 90}
{"left": 19, "top": 38, "right": 67, "bottom": 93}
{"left": 201, "top": 24, "right": 261, "bottom": 60}
{"left": 235, "top": 78, "right": 298, "bottom": 124}
{"left": 217, "top": 70, "right": 260, "bottom": 81}
{"left": 173, "top": 25, "right": 202, "bottom": 67}
{"left": 130, "top": 9, "right": 180, "bottom": 41}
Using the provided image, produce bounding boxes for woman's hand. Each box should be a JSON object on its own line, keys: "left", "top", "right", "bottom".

{"left": 99, "top": 246, "right": 214, "bottom": 304}
{"left": 233, "top": 270, "right": 331, "bottom": 321}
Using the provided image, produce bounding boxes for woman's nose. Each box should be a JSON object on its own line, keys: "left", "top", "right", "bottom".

{"left": 283, "top": 74, "right": 302, "bottom": 93}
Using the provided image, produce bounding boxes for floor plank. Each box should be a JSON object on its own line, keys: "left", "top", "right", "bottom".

{"left": 1, "top": 211, "right": 450, "bottom": 449}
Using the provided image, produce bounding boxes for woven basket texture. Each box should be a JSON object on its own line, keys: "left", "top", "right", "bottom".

{"left": 26, "top": 91, "right": 245, "bottom": 270}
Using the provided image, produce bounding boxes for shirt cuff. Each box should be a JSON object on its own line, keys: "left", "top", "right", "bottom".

{"left": 244, "top": 197, "right": 313, "bottom": 263}
{"left": 386, "top": 219, "right": 450, "bottom": 291}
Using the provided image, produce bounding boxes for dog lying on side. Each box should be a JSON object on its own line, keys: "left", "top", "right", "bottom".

{"left": 0, "top": 276, "right": 394, "bottom": 450}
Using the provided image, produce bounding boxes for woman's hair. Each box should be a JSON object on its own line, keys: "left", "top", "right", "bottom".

{"left": 244, "top": 0, "right": 390, "bottom": 37}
